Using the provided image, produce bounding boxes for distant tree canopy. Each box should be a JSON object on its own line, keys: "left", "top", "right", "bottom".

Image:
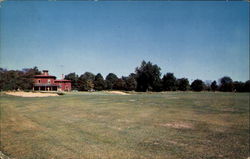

{"left": 65, "top": 72, "right": 78, "bottom": 90}
{"left": 1, "top": 61, "right": 249, "bottom": 92}
{"left": 94, "top": 73, "right": 106, "bottom": 91}
{"left": 203, "top": 81, "right": 212, "bottom": 91}
{"left": 78, "top": 72, "right": 95, "bottom": 91}
{"left": 162, "top": 73, "right": 177, "bottom": 91}
{"left": 135, "top": 61, "right": 162, "bottom": 92}
{"left": 219, "top": 76, "right": 233, "bottom": 92}
{"left": 211, "top": 80, "right": 218, "bottom": 91}
{"left": 0, "top": 67, "right": 40, "bottom": 91}
{"left": 233, "top": 81, "right": 245, "bottom": 92}
{"left": 244, "top": 80, "right": 250, "bottom": 92}
{"left": 113, "top": 78, "right": 126, "bottom": 90}
{"left": 105, "top": 73, "right": 118, "bottom": 90}
{"left": 191, "top": 79, "right": 204, "bottom": 92}
{"left": 176, "top": 78, "right": 189, "bottom": 91}
{"left": 122, "top": 73, "right": 137, "bottom": 91}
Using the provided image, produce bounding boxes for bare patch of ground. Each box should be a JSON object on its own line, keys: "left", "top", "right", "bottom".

{"left": 5, "top": 91, "right": 58, "bottom": 97}
{"left": 105, "top": 91, "right": 130, "bottom": 95}
{"left": 157, "top": 122, "right": 193, "bottom": 129}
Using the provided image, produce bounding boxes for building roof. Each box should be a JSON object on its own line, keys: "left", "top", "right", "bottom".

{"left": 54, "top": 79, "right": 71, "bottom": 82}
{"left": 34, "top": 75, "right": 56, "bottom": 78}
{"left": 34, "top": 84, "right": 58, "bottom": 87}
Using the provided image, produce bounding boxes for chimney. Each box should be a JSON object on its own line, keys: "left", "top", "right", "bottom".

{"left": 43, "top": 70, "right": 49, "bottom": 76}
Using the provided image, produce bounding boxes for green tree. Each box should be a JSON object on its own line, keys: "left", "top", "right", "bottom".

{"left": 0, "top": 68, "right": 5, "bottom": 90}
{"left": 177, "top": 78, "right": 189, "bottom": 91}
{"left": 211, "top": 80, "right": 218, "bottom": 91}
{"left": 86, "top": 80, "right": 94, "bottom": 91}
{"left": 203, "top": 81, "right": 211, "bottom": 91}
{"left": 135, "top": 61, "right": 161, "bottom": 92}
{"left": 233, "top": 81, "right": 245, "bottom": 92}
{"left": 94, "top": 73, "right": 105, "bottom": 91}
{"left": 162, "top": 73, "right": 177, "bottom": 91}
{"left": 219, "top": 76, "right": 233, "bottom": 92}
{"left": 105, "top": 73, "right": 118, "bottom": 90}
{"left": 244, "top": 80, "right": 250, "bottom": 92}
{"left": 113, "top": 78, "right": 126, "bottom": 90}
{"left": 122, "top": 73, "right": 137, "bottom": 91}
{"left": 0, "top": 67, "right": 40, "bottom": 91}
{"left": 65, "top": 72, "right": 79, "bottom": 90}
{"left": 78, "top": 72, "right": 95, "bottom": 91}
{"left": 20, "top": 67, "right": 41, "bottom": 90}
{"left": 2, "top": 70, "right": 22, "bottom": 90}
{"left": 191, "top": 79, "right": 204, "bottom": 92}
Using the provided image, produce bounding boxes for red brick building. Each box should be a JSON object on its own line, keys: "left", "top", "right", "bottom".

{"left": 33, "top": 70, "right": 71, "bottom": 91}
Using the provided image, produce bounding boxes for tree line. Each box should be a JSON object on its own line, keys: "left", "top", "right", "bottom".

{"left": 0, "top": 67, "right": 41, "bottom": 91}
{"left": 0, "top": 61, "right": 249, "bottom": 92}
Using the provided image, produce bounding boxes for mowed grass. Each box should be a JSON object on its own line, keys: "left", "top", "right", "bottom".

{"left": 0, "top": 92, "right": 249, "bottom": 159}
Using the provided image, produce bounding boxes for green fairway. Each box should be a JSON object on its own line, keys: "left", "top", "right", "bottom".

{"left": 0, "top": 92, "right": 249, "bottom": 159}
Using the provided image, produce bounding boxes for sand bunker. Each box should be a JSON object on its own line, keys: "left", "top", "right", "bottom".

{"left": 5, "top": 92, "right": 58, "bottom": 97}
{"left": 105, "top": 91, "right": 129, "bottom": 95}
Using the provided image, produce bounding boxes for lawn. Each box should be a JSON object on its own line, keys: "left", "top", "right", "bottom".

{"left": 0, "top": 92, "right": 249, "bottom": 159}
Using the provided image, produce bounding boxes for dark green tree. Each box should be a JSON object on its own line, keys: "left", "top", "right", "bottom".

{"left": 203, "top": 81, "right": 211, "bottom": 91}
{"left": 244, "top": 80, "right": 250, "bottom": 92}
{"left": 211, "top": 80, "right": 218, "bottom": 91}
{"left": 0, "top": 68, "right": 5, "bottom": 90}
{"left": 21, "top": 67, "right": 41, "bottom": 90}
{"left": 176, "top": 78, "right": 189, "bottom": 91}
{"left": 191, "top": 79, "right": 204, "bottom": 92}
{"left": 135, "top": 61, "right": 161, "bottom": 92}
{"left": 0, "top": 67, "right": 40, "bottom": 91}
{"left": 122, "top": 73, "right": 137, "bottom": 91}
{"left": 105, "top": 73, "right": 118, "bottom": 90}
{"left": 219, "top": 76, "right": 233, "bottom": 92}
{"left": 94, "top": 73, "right": 105, "bottom": 91}
{"left": 78, "top": 72, "right": 95, "bottom": 91}
{"left": 65, "top": 72, "right": 79, "bottom": 90}
{"left": 113, "top": 78, "right": 126, "bottom": 90}
{"left": 1, "top": 70, "right": 20, "bottom": 90}
{"left": 162, "top": 73, "right": 177, "bottom": 91}
{"left": 233, "top": 81, "right": 245, "bottom": 92}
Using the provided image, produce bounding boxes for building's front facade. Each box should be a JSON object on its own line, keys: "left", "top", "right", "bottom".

{"left": 54, "top": 79, "right": 71, "bottom": 91}
{"left": 33, "top": 70, "right": 71, "bottom": 91}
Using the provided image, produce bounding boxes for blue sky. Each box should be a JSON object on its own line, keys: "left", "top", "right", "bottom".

{"left": 0, "top": 1, "right": 249, "bottom": 82}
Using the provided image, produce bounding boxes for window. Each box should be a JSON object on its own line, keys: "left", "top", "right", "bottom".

{"left": 48, "top": 79, "right": 51, "bottom": 84}
{"left": 38, "top": 80, "right": 41, "bottom": 83}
